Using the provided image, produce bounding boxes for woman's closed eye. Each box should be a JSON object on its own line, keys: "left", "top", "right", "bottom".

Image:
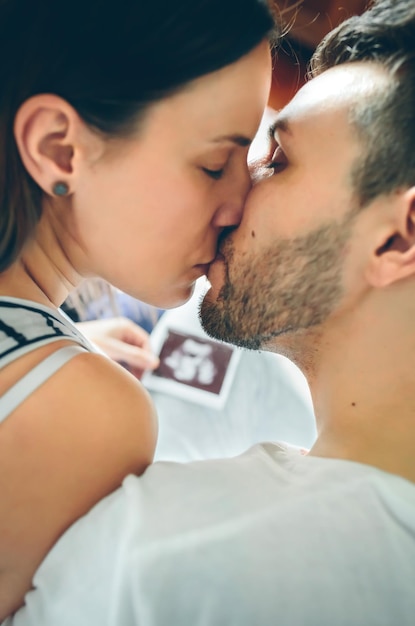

{"left": 203, "top": 167, "right": 225, "bottom": 180}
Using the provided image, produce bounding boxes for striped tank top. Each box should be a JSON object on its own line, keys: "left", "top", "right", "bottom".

{"left": 0, "top": 297, "right": 96, "bottom": 423}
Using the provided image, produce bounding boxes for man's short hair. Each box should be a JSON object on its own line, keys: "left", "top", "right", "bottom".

{"left": 310, "top": 0, "right": 415, "bottom": 207}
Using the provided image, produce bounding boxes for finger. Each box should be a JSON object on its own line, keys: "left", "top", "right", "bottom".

{"left": 104, "top": 338, "right": 159, "bottom": 370}
{"left": 112, "top": 319, "right": 153, "bottom": 350}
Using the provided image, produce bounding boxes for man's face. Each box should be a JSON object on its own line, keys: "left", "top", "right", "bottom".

{"left": 200, "top": 64, "right": 387, "bottom": 357}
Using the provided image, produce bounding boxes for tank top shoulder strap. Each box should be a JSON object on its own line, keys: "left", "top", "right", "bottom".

{"left": 0, "top": 344, "right": 88, "bottom": 423}
{"left": 0, "top": 297, "right": 98, "bottom": 424}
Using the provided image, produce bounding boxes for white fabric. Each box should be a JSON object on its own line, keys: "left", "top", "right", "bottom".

{"left": 7, "top": 443, "right": 415, "bottom": 626}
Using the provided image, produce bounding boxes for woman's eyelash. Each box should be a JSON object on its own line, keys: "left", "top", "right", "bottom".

{"left": 203, "top": 168, "right": 225, "bottom": 180}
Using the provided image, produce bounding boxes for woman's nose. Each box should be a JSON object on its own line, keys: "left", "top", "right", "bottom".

{"left": 211, "top": 166, "right": 252, "bottom": 229}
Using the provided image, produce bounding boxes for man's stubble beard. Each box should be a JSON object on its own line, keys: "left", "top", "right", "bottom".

{"left": 200, "top": 213, "right": 356, "bottom": 356}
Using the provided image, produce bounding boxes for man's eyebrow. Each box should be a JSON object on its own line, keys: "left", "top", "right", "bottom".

{"left": 267, "top": 117, "right": 292, "bottom": 141}
{"left": 211, "top": 134, "right": 252, "bottom": 147}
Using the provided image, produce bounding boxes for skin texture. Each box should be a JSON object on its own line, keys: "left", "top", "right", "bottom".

{"left": 200, "top": 214, "right": 355, "bottom": 352}
{"left": 202, "top": 62, "right": 415, "bottom": 488}
{"left": 0, "top": 40, "right": 272, "bottom": 620}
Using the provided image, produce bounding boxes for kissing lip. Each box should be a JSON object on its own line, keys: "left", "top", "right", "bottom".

{"left": 194, "top": 261, "right": 214, "bottom": 276}
{"left": 204, "top": 249, "right": 226, "bottom": 268}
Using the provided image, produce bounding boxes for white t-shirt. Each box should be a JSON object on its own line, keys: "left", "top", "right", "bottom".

{"left": 7, "top": 443, "right": 415, "bottom": 626}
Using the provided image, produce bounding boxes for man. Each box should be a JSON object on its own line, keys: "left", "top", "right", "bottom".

{"left": 7, "top": 1, "right": 415, "bottom": 625}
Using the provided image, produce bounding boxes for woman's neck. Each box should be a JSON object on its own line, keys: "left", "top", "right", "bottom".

{"left": 0, "top": 215, "right": 82, "bottom": 307}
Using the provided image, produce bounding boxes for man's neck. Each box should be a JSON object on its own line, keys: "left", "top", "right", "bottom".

{"left": 296, "top": 294, "right": 415, "bottom": 484}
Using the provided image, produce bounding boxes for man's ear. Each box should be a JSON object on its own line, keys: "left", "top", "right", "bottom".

{"left": 13, "top": 94, "right": 102, "bottom": 196}
{"left": 366, "top": 187, "right": 415, "bottom": 288}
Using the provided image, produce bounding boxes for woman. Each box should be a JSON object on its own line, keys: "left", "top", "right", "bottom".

{"left": 0, "top": 0, "right": 274, "bottom": 618}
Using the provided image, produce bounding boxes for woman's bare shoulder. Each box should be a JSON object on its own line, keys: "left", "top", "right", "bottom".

{"left": 32, "top": 347, "right": 158, "bottom": 475}
{"left": 2, "top": 344, "right": 158, "bottom": 503}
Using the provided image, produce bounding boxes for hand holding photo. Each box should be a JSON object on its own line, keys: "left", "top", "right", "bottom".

{"left": 142, "top": 328, "right": 241, "bottom": 408}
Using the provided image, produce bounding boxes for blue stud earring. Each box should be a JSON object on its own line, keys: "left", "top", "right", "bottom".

{"left": 52, "top": 181, "right": 69, "bottom": 196}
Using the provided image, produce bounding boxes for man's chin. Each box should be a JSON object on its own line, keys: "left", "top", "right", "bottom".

{"left": 199, "top": 290, "right": 262, "bottom": 351}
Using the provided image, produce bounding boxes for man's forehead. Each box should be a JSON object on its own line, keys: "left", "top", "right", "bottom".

{"left": 276, "top": 62, "right": 389, "bottom": 132}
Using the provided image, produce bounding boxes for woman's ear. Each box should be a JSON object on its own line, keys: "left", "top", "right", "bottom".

{"left": 366, "top": 187, "right": 415, "bottom": 288}
{"left": 13, "top": 94, "right": 102, "bottom": 197}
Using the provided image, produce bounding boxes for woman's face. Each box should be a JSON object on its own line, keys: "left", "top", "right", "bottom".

{"left": 66, "top": 40, "right": 271, "bottom": 307}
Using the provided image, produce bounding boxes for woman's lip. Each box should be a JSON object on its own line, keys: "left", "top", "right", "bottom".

{"left": 194, "top": 263, "right": 211, "bottom": 276}
{"left": 195, "top": 253, "right": 224, "bottom": 275}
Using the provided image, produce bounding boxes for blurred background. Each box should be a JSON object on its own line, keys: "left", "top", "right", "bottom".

{"left": 270, "top": 1, "right": 366, "bottom": 109}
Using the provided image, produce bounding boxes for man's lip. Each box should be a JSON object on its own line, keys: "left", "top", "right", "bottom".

{"left": 195, "top": 252, "right": 225, "bottom": 275}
